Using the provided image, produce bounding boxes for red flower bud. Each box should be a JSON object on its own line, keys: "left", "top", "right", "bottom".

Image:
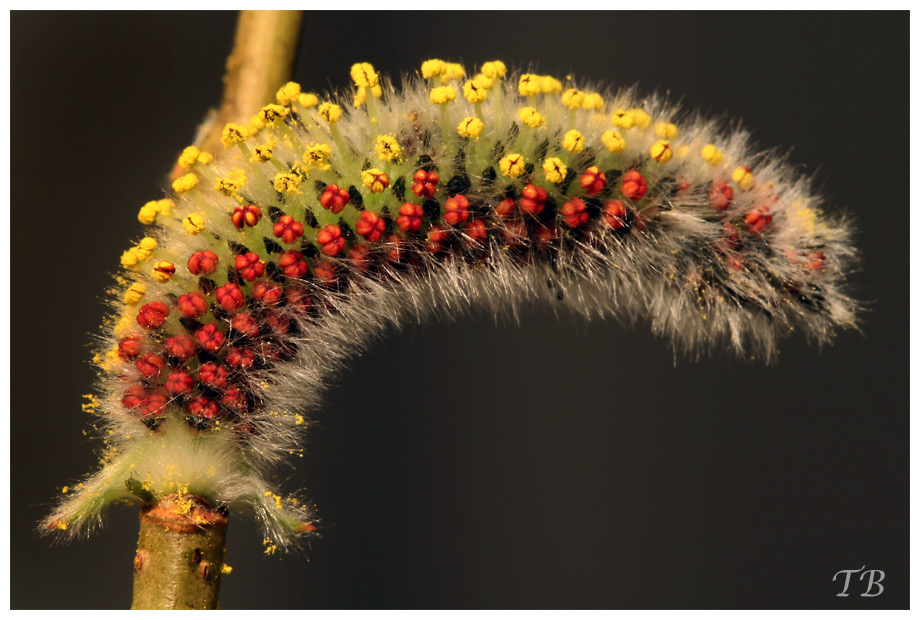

{"left": 317, "top": 225, "right": 346, "bottom": 256}
{"left": 136, "top": 302, "right": 169, "bottom": 329}
{"left": 164, "top": 371, "right": 194, "bottom": 396}
{"left": 620, "top": 170, "right": 647, "bottom": 201}
{"left": 136, "top": 353, "right": 166, "bottom": 378}
{"left": 356, "top": 211, "right": 386, "bottom": 242}
{"left": 215, "top": 283, "right": 245, "bottom": 311}
{"left": 579, "top": 166, "right": 607, "bottom": 195}
{"left": 188, "top": 250, "right": 219, "bottom": 276}
{"left": 231, "top": 204, "right": 262, "bottom": 229}
{"left": 319, "top": 184, "right": 350, "bottom": 214}
{"left": 117, "top": 334, "right": 143, "bottom": 360}
{"left": 561, "top": 198, "right": 589, "bottom": 228}
{"left": 234, "top": 252, "right": 265, "bottom": 281}
{"left": 279, "top": 251, "right": 309, "bottom": 278}
{"left": 396, "top": 202, "right": 425, "bottom": 233}
{"left": 519, "top": 184, "right": 547, "bottom": 215}
{"left": 272, "top": 215, "right": 304, "bottom": 244}
{"left": 177, "top": 292, "right": 208, "bottom": 318}
{"left": 195, "top": 323, "right": 225, "bottom": 352}
{"left": 165, "top": 334, "right": 196, "bottom": 361}
{"left": 443, "top": 195, "right": 470, "bottom": 226}
{"left": 411, "top": 169, "right": 439, "bottom": 199}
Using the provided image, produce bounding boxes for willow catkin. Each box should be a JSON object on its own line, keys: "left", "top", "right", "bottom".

{"left": 43, "top": 59, "right": 859, "bottom": 551}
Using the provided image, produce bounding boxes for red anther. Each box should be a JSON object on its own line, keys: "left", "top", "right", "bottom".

{"left": 221, "top": 386, "right": 247, "bottom": 411}
{"left": 153, "top": 261, "right": 176, "bottom": 278}
{"left": 285, "top": 286, "right": 312, "bottom": 312}
{"left": 317, "top": 225, "right": 346, "bottom": 256}
{"left": 602, "top": 199, "right": 628, "bottom": 230}
{"left": 726, "top": 255, "right": 744, "bottom": 271}
{"left": 807, "top": 251, "right": 826, "bottom": 272}
{"left": 137, "top": 302, "right": 169, "bottom": 329}
{"left": 272, "top": 215, "right": 305, "bottom": 244}
{"left": 709, "top": 180, "right": 734, "bottom": 211}
{"left": 135, "top": 353, "right": 166, "bottom": 378}
{"left": 356, "top": 210, "right": 386, "bottom": 242}
{"left": 140, "top": 392, "right": 168, "bottom": 418}
{"left": 348, "top": 243, "right": 372, "bottom": 272}
{"left": 319, "top": 184, "right": 351, "bottom": 214}
{"left": 215, "top": 282, "right": 245, "bottom": 311}
{"left": 177, "top": 292, "right": 208, "bottom": 318}
{"left": 164, "top": 371, "right": 194, "bottom": 396}
{"left": 198, "top": 363, "right": 229, "bottom": 389}
{"left": 265, "top": 311, "right": 291, "bottom": 334}
{"left": 226, "top": 347, "right": 255, "bottom": 368}
{"left": 279, "top": 251, "right": 309, "bottom": 278}
{"left": 632, "top": 212, "right": 646, "bottom": 231}
{"left": 464, "top": 218, "right": 487, "bottom": 244}
{"left": 397, "top": 202, "right": 425, "bottom": 233}
{"left": 744, "top": 206, "right": 773, "bottom": 233}
{"left": 561, "top": 198, "right": 589, "bottom": 228}
{"left": 117, "top": 334, "right": 143, "bottom": 360}
{"left": 235, "top": 252, "right": 265, "bottom": 281}
{"left": 722, "top": 222, "right": 739, "bottom": 250}
{"left": 676, "top": 179, "right": 691, "bottom": 196}
{"left": 251, "top": 280, "right": 282, "bottom": 306}
{"left": 188, "top": 250, "right": 219, "bottom": 276}
{"left": 195, "top": 323, "right": 225, "bottom": 352}
{"left": 519, "top": 184, "right": 547, "bottom": 215}
{"left": 384, "top": 234, "right": 403, "bottom": 262}
{"left": 231, "top": 204, "right": 263, "bottom": 229}
{"left": 443, "top": 195, "right": 470, "bottom": 225}
{"left": 534, "top": 224, "right": 556, "bottom": 250}
{"left": 579, "top": 166, "right": 607, "bottom": 195}
{"left": 230, "top": 312, "right": 259, "bottom": 338}
{"left": 122, "top": 385, "right": 146, "bottom": 409}
{"left": 426, "top": 224, "right": 449, "bottom": 253}
{"left": 411, "top": 169, "right": 440, "bottom": 199}
{"left": 186, "top": 396, "right": 219, "bottom": 420}
{"left": 495, "top": 198, "right": 516, "bottom": 219}
{"left": 165, "top": 334, "right": 196, "bottom": 361}
{"left": 620, "top": 170, "right": 647, "bottom": 201}
{"left": 503, "top": 219, "right": 528, "bottom": 246}
{"left": 313, "top": 261, "right": 337, "bottom": 285}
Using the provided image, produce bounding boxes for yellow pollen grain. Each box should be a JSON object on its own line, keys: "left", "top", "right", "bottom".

{"left": 182, "top": 212, "right": 206, "bottom": 235}
{"left": 429, "top": 86, "right": 457, "bottom": 104}
{"left": 518, "top": 106, "right": 546, "bottom": 129}
{"left": 701, "top": 144, "right": 723, "bottom": 165}
{"left": 543, "top": 157, "right": 568, "bottom": 184}
{"left": 374, "top": 134, "right": 402, "bottom": 162}
{"left": 221, "top": 564, "right": 233, "bottom": 575}
{"left": 563, "top": 129, "right": 586, "bottom": 153}
{"left": 295, "top": 414, "right": 304, "bottom": 425}
{"left": 276, "top": 81, "right": 301, "bottom": 106}
{"left": 177, "top": 146, "right": 200, "bottom": 170}
{"left": 171, "top": 173, "right": 199, "bottom": 193}
{"left": 499, "top": 153, "right": 526, "bottom": 178}
{"left": 457, "top": 116, "right": 484, "bottom": 140}
{"left": 601, "top": 130, "right": 626, "bottom": 153}
{"left": 61, "top": 486, "right": 70, "bottom": 494}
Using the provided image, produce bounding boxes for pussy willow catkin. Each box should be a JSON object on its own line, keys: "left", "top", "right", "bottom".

{"left": 44, "top": 59, "right": 858, "bottom": 550}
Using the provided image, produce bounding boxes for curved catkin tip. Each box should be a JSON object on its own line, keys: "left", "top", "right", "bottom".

{"left": 48, "top": 60, "right": 859, "bottom": 548}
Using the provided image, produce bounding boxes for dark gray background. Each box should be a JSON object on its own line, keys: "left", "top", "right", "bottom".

{"left": 11, "top": 11, "right": 908, "bottom": 609}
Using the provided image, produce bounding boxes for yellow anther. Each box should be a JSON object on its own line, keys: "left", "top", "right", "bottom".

{"left": 171, "top": 173, "right": 199, "bottom": 193}
{"left": 353, "top": 84, "right": 383, "bottom": 107}
{"left": 177, "top": 146, "right": 200, "bottom": 170}
{"left": 220, "top": 123, "right": 248, "bottom": 148}
{"left": 677, "top": 145, "right": 690, "bottom": 158}
{"left": 539, "top": 75, "right": 563, "bottom": 94}
{"left": 611, "top": 109, "right": 636, "bottom": 129}
{"left": 441, "top": 62, "right": 465, "bottom": 82}
{"left": 273, "top": 172, "right": 303, "bottom": 194}
{"left": 563, "top": 129, "right": 586, "bottom": 154}
{"left": 124, "top": 282, "right": 146, "bottom": 305}
{"left": 120, "top": 248, "right": 140, "bottom": 269}
{"left": 155, "top": 199, "right": 173, "bottom": 217}
{"left": 350, "top": 62, "right": 379, "bottom": 88}
{"left": 649, "top": 140, "right": 674, "bottom": 164}
{"left": 182, "top": 212, "right": 206, "bottom": 235}
{"left": 701, "top": 144, "right": 723, "bottom": 165}
{"left": 197, "top": 151, "right": 214, "bottom": 165}
{"left": 429, "top": 86, "right": 457, "bottom": 104}
{"left": 732, "top": 166, "right": 755, "bottom": 190}
{"left": 258, "top": 104, "right": 289, "bottom": 126}
{"left": 656, "top": 123, "right": 678, "bottom": 140}
{"left": 139, "top": 237, "right": 157, "bottom": 252}
{"left": 472, "top": 72, "right": 494, "bottom": 89}
{"left": 561, "top": 89, "right": 585, "bottom": 110}
{"left": 298, "top": 92, "right": 319, "bottom": 109}
{"left": 581, "top": 93, "right": 605, "bottom": 111}
{"left": 151, "top": 260, "right": 176, "bottom": 283}
{"left": 303, "top": 143, "right": 332, "bottom": 170}
{"left": 543, "top": 157, "right": 568, "bottom": 184}
{"left": 318, "top": 102, "right": 342, "bottom": 124}
{"left": 215, "top": 169, "right": 247, "bottom": 198}
{"left": 276, "top": 81, "right": 301, "bottom": 106}
{"left": 457, "top": 116, "right": 484, "bottom": 139}
{"left": 421, "top": 59, "right": 446, "bottom": 79}
{"left": 629, "top": 108, "right": 651, "bottom": 129}
{"left": 518, "top": 107, "right": 546, "bottom": 129}
{"left": 374, "top": 134, "right": 402, "bottom": 162}
{"left": 462, "top": 77, "right": 489, "bottom": 104}
{"left": 361, "top": 168, "right": 389, "bottom": 193}
{"left": 480, "top": 60, "right": 507, "bottom": 79}
{"left": 137, "top": 201, "right": 159, "bottom": 225}
{"left": 518, "top": 74, "right": 541, "bottom": 97}
{"left": 251, "top": 140, "right": 275, "bottom": 163}
{"left": 133, "top": 243, "right": 153, "bottom": 262}
{"left": 499, "top": 153, "right": 526, "bottom": 178}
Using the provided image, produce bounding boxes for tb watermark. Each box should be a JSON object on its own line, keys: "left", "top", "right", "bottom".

{"left": 833, "top": 567, "right": 885, "bottom": 597}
